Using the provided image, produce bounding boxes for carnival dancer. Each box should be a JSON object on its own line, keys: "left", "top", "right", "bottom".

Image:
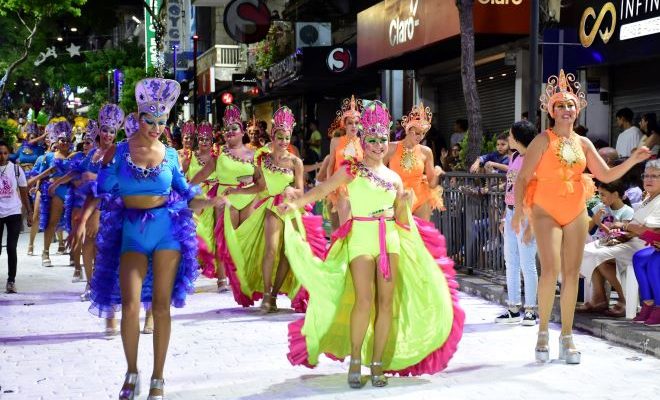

{"left": 10, "top": 122, "right": 45, "bottom": 172}
{"left": 512, "top": 70, "right": 650, "bottom": 364}
{"left": 278, "top": 100, "right": 464, "bottom": 388}
{"left": 83, "top": 79, "right": 220, "bottom": 400}
{"left": 49, "top": 120, "right": 99, "bottom": 280}
{"left": 212, "top": 106, "right": 323, "bottom": 312}
{"left": 26, "top": 125, "right": 56, "bottom": 256}
{"left": 28, "top": 121, "right": 75, "bottom": 267}
{"left": 182, "top": 121, "right": 226, "bottom": 290}
{"left": 191, "top": 106, "right": 254, "bottom": 294}
{"left": 386, "top": 103, "right": 444, "bottom": 221}
{"left": 178, "top": 120, "right": 195, "bottom": 172}
{"left": 322, "top": 95, "right": 364, "bottom": 229}
{"left": 246, "top": 117, "right": 267, "bottom": 151}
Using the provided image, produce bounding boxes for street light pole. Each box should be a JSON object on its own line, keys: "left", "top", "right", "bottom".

{"left": 172, "top": 44, "right": 178, "bottom": 118}
{"left": 192, "top": 34, "right": 198, "bottom": 123}
{"left": 529, "top": 0, "right": 540, "bottom": 128}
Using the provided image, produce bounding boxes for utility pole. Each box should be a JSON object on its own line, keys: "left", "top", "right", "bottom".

{"left": 529, "top": 0, "right": 540, "bottom": 127}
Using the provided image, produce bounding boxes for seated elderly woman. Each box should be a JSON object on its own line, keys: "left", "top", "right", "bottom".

{"left": 579, "top": 160, "right": 660, "bottom": 317}
{"left": 630, "top": 161, "right": 660, "bottom": 325}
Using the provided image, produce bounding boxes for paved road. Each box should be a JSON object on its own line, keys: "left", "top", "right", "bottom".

{"left": 1, "top": 232, "right": 660, "bottom": 400}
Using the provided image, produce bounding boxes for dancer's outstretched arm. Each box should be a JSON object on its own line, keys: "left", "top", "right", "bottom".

{"left": 279, "top": 167, "right": 352, "bottom": 214}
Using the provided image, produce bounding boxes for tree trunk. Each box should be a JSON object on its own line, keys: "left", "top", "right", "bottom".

{"left": 0, "top": 15, "right": 41, "bottom": 100}
{"left": 456, "top": 0, "right": 483, "bottom": 167}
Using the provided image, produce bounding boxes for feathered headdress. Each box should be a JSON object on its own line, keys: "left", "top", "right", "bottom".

{"left": 24, "top": 122, "right": 39, "bottom": 136}
{"left": 223, "top": 104, "right": 243, "bottom": 130}
{"left": 197, "top": 121, "right": 214, "bottom": 141}
{"left": 45, "top": 123, "right": 57, "bottom": 143}
{"left": 84, "top": 120, "right": 99, "bottom": 142}
{"left": 271, "top": 106, "right": 296, "bottom": 135}
{"left": 360, "top": 100, "right": 392, "bottom": 138}
{"left": 124, "top": 113, "right": 139, "bottom": 139}
{"left": 54, "top": 121, "right": 72, "bottom": 140}
{"left": 402, "top": 102, "right": 432, "bottom": 133}
{"left": 540, "top": 69, "right": 588, "bottom": 117}
{"left": 327, "top": 95, "right": 363, "bottom": 137}
{"left": 181, "top": 120, "right": 196, "bottom": 137}
{"left": 98, "top": 103, "right": 125, "bottom": 131}
{"left": 135, "top": 78, "right": 180, "bottom": 117}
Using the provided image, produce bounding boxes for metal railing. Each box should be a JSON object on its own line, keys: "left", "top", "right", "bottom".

{"left": 433, "top": 172, "right": 507, "bottom": 280}
{"left": 197, "top": 45, "right": 242, "bottom": 71}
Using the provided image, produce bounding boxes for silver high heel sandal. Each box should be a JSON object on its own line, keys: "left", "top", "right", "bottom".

{"left": 347, "top": 358, "right": 363, "bottom": 389}
{"left": 370, "top": 361, "right": 388, "bottom": 387}
{"left": 118, "top": 372, "right": 140, "bottom": 400}
{"left": 559, "top": 334, "right": 581, "bottom": 364}
{"left": 147, "top": 378, "right": 165, "bottom": 400}
{"left": 535, "top": 331, "right": 549, "bottom": 363}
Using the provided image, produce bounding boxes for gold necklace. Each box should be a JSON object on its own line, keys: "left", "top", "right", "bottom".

{"left": 400, "top": 145, "right": 417, "bottom": 172}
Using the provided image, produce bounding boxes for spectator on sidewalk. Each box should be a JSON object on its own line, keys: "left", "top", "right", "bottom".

{"left": 579, "top": 164, "right": 660, "bottom": 317}
{"left": 495, "top": 120, "right": 539, "bottom": 325}
{"left": 615, "top": 107, "right": 644, "bottom": 157}
{"left": 307, "top": 120, "right": 322, "bottom": 158}
{"left": 640, "top": 113, "right": 660, "bottom": 157}
{"left": 469, "top": 132, "right": 510, "bottom": 174}
{"left": 441, "top": 142, "right": 464, "bottom": 172}
{"left": 598, "top": 147, "right": 619, "bottom": 167}
{"left": 450, "top": 118, "right": 468, "bottom": 146}
{"left": 0, "top": 141, "right": 32, "bottom": 294}
{"left": 587, "top": 180, "right": 635, "bottom": 242}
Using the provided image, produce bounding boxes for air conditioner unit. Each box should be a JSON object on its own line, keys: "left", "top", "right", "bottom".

{"left": 295, "top": 22, "right": 332, "bottom": 48}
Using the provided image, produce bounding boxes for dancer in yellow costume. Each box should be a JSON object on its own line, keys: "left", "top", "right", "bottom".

{"left": 386, "top": 102, "right": 444, "bottom": 221}
{"left": 192, "top": 105, "right": 256, "bottom": 295}
{"left": 181, "top": 121, "right": 225, "bottom": 290}
{"left": 278, "top": 100, "right": 464, "bottom": 388}
{"left": 215, "top": 106, "right": 324, "bottom": 312}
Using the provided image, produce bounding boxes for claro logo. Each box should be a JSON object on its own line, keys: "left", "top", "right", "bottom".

{"left": 477, "top": 0, "right": 523, "bottom": 5}
{"left": 389, "top": 0, "right": 420, "bottom": 47}
{"left": 579, "top": 2, "right": 617, "bottom": 47}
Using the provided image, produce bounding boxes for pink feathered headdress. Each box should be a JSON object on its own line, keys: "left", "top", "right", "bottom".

{"left": 360, "top": 100, "right": 392, "bottom": 138}
{"left": 223, "top": 104, "right": 243, "bottom": 130}
{"left": 271, "top": 106, "right": 296, "bottom": 135}
{"left": 197, "top": 121, "right": 213, "bottom": 140}
{"left": 181, "top": 120, "right": 196, "bottom": 137}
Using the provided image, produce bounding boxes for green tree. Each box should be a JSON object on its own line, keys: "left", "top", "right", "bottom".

{"left": 0, "top": 0, "right": 86, "bottom": 99}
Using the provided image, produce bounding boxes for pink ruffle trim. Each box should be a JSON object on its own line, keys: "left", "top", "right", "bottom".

{"left": 197, "top": 235, "right": 217, "bottom": 279}
{"left": 386, "top": 217, "right": 464, "bottom": 376}
{"left": 287, "top": 216, "right": 464, "bottom": 375}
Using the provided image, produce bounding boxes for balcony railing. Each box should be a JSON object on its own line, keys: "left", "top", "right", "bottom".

{"left": 197, "top": 45, "right": 244, "bottom": 78}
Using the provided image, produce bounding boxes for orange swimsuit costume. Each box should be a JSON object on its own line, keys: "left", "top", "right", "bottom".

{"left": 525, "top": 130, "right": 595, "bottom": 226}
{"left": 389, "top": 143, "right": 444, "bottom": 212}
{"left": 327, "top": 135, "right": 363, "bottom": 206}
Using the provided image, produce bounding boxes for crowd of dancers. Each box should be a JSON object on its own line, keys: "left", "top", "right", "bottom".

{"left": 3, "top": 69, "right": 653, "bottom": 399}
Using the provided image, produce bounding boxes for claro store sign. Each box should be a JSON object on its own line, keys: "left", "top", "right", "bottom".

{"left": 358, "top": 0, "right": 529, "bottom": 67}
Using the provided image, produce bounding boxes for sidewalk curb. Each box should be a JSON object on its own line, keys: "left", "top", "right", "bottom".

{"left": 455, "top": 272, "right": 660, "bottom": 358}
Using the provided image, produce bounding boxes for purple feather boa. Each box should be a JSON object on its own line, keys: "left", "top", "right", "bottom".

{"left": 88, "top": 193, "right": 200, "bottom": 318}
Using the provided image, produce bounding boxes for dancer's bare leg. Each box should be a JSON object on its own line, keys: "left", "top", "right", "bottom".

{"left": 349, "top": 256, "right": 376, "bottom": 372}
{"left": 372, "top": 254, "right": 398, "bottom": 367}
{"left": 118, "top": 252, "right": 148, "bottom": 392}
{"left": 149, "top": 250, "right": 181, "bottom": 398}
{"left": 42, "top": 197, "right": 64, "bottom": 262}
{"left": 261, "top": 209, "right": 283, "bottom": 309}
{"left": 28, "top": 192, "right": 41, "bottom": 253}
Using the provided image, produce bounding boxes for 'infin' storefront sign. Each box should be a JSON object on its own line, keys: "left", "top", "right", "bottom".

{"left": 564, "top": 0, "right": 660, "bottom": 64}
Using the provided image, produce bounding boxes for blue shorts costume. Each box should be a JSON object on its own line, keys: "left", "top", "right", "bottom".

{"left": 89, "top": 141, "right": 201, "bottom": 318}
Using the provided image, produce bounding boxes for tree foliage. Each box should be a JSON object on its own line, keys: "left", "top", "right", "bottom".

{"left": 0, "top": 0, "right": 86, "bottom": 98}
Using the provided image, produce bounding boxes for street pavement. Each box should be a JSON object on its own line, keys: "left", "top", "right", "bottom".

{"left": 1, "top": 231, "right": 660, "bottom": 400}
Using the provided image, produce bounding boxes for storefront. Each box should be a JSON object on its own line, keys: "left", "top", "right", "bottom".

{"left": 357, "top": 0, "right": 531, "bottom": 144}
{"left": 249, "top": 45, "right": 380, "bottom": 154}
{"left": 555, "top": 0, "right": 660, "bottom": 145}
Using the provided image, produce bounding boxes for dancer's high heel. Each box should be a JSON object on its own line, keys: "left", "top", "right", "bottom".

{"left": 41, "top": 251, "right": 52, "bottom": 267}
{"left": 118, "top": 372, "right": 140, "bottom": 400}
{"left": 535, "top": 331, "right": 549, "bottom": 363}
{"left": 27, "top": 244, "right": 34, "bottom": 256}
{"left": 259, "top": 293, "right": 273, "bottom": 314}
{"left": 370, "top": 361, "right": 388, "bottom": 387}
{"left": 147, "top": 378, "right": 165, "bottom": 400}
{"left": 347, "top": 357, "right": 363, "bottom": 389}
{"left": 559, "top": 334, "right": 581, "bottom": 364}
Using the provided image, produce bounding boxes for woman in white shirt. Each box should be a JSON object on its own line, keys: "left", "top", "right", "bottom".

{"left": 0, "top": 141, "right": 32, "bottom": 293}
